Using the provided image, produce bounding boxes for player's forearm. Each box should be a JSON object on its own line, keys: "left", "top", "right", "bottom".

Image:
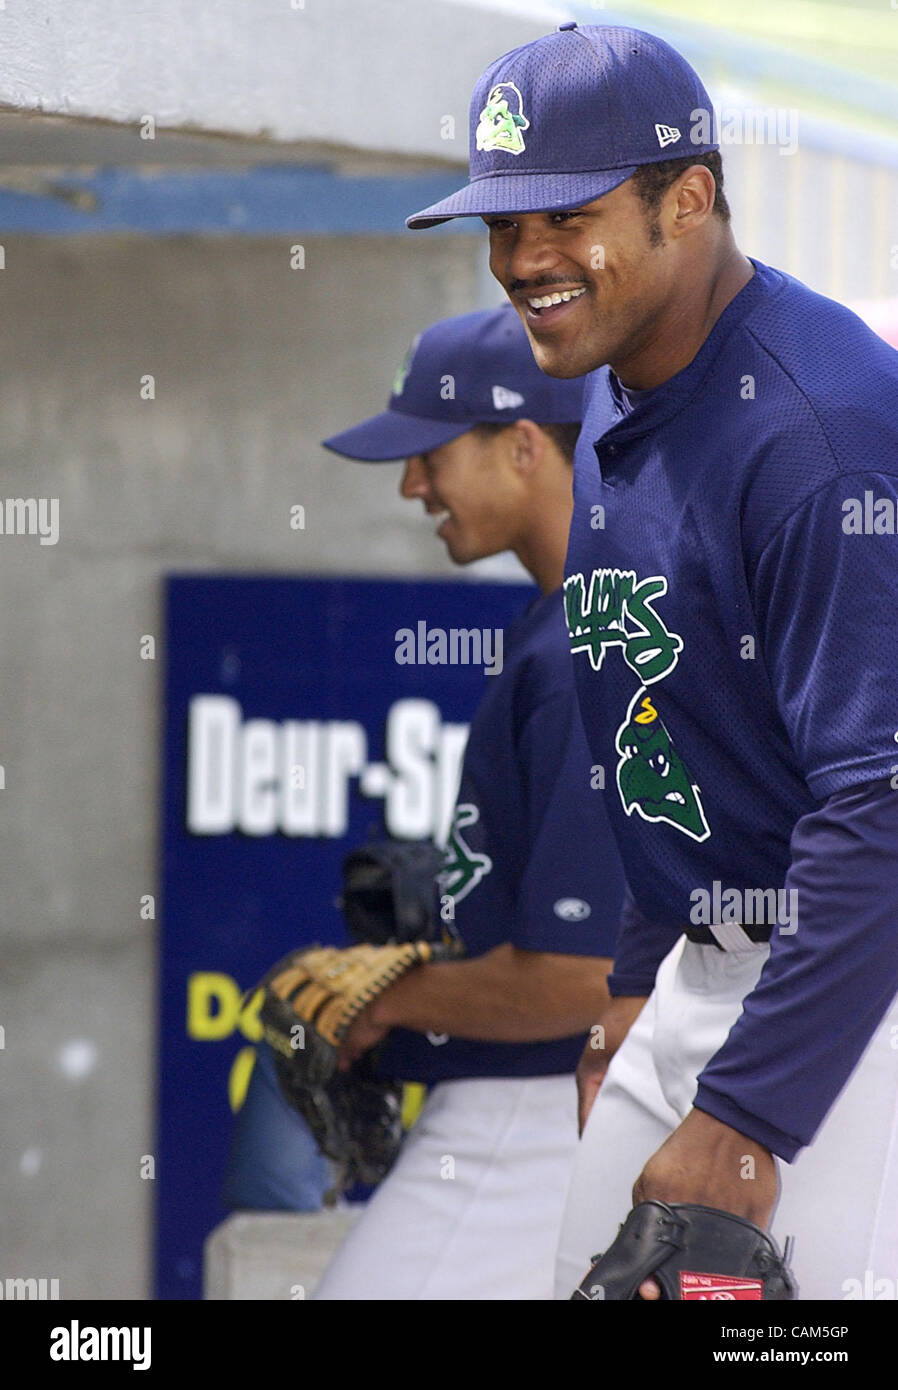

{"left": 370, "top": 943, "right": 613, "bottom": 1042}
{"left": 695, "top": 778, "right": 898, "bottom": 1161}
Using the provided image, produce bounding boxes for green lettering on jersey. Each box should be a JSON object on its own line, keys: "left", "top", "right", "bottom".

{"left": 564, "top": 568, "right": 682, "bottom": 684}
{"left": 440, "top": 803, "right": 493, "bottom": 904}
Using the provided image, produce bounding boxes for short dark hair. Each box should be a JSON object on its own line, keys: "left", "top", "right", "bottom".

{"left": 474, "top": 420, "right": 580, "bottom": 464}
{"left": 630, "top": 150, "right": 730, "bottom": 244}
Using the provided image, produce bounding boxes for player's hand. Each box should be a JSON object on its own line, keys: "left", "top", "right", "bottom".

{"left": 631, "top": 1108, "right": 778, "bottom": 1300}
{"left": 576, "top": 995, "right": 647, "bottom": 1135}
{"left": 336, "top": 1004, "right": 390, "bottom": 1071}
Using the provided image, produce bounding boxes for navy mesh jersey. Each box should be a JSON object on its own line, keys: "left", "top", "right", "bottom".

{"left": 378, "top": 588, "right": 625, "bottom": 1083}
{"left": 566, "top": 258, "right": 898, "bottom": 982}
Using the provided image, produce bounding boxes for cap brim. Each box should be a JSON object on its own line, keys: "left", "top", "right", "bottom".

{"left": 322, "top": 410, "right": 473, "bottom": 462}
{"left": 406, "top": 168, "right": 637, "bottom": 229}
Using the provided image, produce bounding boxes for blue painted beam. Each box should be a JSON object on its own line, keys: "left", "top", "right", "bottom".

{"left": 0, "top": 118, "right": 896, "bottom": 238}
{"left": 0, "top": 165, "right": 478, "bottom": 235}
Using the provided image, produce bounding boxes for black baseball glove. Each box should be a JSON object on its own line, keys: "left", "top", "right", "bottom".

{"left": 572, "top": 1201, "right": 797, "bottom": 1301}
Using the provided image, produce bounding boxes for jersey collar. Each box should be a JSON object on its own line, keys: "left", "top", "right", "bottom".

{"left": 582, "top": 258, "right": 786, "bottom": 468}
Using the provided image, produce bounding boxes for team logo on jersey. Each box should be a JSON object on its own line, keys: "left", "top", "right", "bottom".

{"left": 475, "top": 83, "right": 530, "bottom": 156}
{"left": 566, "top": 565, "right": 709, "bottom": 842}
{"left": 615, "top": 690, "right": 709, "bottom": 841}
{"left": 564, "top": 568, "right": 683, "bottom": 684}
{"left": 439, "top": 802, "right": 493, "bottom": 904}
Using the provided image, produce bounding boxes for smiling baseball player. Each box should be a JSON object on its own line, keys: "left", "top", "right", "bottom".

{"left": 303, "top": 304, "right": 627, "bottom": 1300}
{"left": 407, "top": 22, "right": 898, "bottom": 1301}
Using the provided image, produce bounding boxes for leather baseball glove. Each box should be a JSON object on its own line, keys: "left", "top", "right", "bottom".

{"left": 251, "top": 838, "right": 462, "bottom": 1192}
{"left": 254, "top": 936, "right": 461, "bottom": 1190}
{"left": 571, "top": 1201, "right": 797, "bottom": 1301}
{"left": 258, "top": 939, "right": 452, "bottom": 1088}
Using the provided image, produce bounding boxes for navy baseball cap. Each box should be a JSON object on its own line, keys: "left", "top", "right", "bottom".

{"left": 407, "top": 23, "right": 718, "bottom": 228}
{"left": 321, "top": 304, "right": 585, "bottom": 462}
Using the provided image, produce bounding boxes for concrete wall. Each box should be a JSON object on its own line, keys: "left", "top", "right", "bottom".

{"left": 0, "top": 0, "right": 563, "bottom": 155}
{"left": 0, "top": 231, "right": 490, "bottom": 1299}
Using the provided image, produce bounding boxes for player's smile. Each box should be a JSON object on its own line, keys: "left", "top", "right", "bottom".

{"left": 483, "top": 203, "right": 626, "bottom": 377}
{"left": 402, "top": 437, "right": 507, "bottom": 565}
{"left": 521, "top": 284, "right": 588, "bottom": 333}
{"left": 428, "top": 505, "right": 454, "bottom": 539}
{"left": 482, "top": 186, "right": 693, "bottom": 382}
{"left": 423, "top": 480, "right": 472, "bottom": 556}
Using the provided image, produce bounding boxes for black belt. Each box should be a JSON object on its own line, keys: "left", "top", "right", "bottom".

{"left": 683, "top": 922, "right": 772, "bottom": 949}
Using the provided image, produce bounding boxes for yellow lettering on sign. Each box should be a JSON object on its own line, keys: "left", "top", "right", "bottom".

{"left": 186, "top": 972, "right": 242, "bottom": 1039}
{"left": 229, "top": 1046, "right": 257, "bottom": 1112}
{"left": 187, "top": 974, "right": 266, "bottom": 1042}
{"left": 401, "top": 1082, "right": 426, "bottom": 1130}
{"left": 238, "top": 986, "right": 264, "bottom": 1042}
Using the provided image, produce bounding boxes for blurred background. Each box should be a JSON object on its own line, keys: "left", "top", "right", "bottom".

{"left": 0, "top": 0, "right": 896, "bottom": 1300}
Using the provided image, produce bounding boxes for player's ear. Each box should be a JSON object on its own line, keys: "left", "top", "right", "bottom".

{"left": 507, "top": 418, "right": 543, "bottom": 475}
{"left": 668, "top": 164, "right": 716, "bottom": 239}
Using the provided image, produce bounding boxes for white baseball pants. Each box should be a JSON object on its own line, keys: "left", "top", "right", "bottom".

{"left": 555, "top": 936, "right": 898, "bottom": 1300}
{"left": 313, "top": 1072, "right": 579, "bottom": 1300}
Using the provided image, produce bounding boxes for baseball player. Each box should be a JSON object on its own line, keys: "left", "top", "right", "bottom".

{"left": 407, "top": 23, "right": 898, "bottom": 1301}
{"left": 302, "top": 304, "right": 627, "bottom": 1300}
{"left": 224, "top": 306, "right": 629, "bottom": 1296}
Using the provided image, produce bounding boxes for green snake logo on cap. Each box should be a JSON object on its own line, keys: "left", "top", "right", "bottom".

{"left": 476, "top": 83, "right": 530, "bottom": 156}
{"left": 392, "top": 333, "right": 421, "bottom": 397}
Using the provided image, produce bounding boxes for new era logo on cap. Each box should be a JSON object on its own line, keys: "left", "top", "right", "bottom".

{"left": 655, "top": 123, "right": 681, "bottom": 148}
{"left": 492, "top": 385, "right": 525, "bottom": 410}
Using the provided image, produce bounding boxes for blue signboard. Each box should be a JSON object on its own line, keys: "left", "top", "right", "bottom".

{"left": 156, "top": 573, "right": 534, "bottom": 1299}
